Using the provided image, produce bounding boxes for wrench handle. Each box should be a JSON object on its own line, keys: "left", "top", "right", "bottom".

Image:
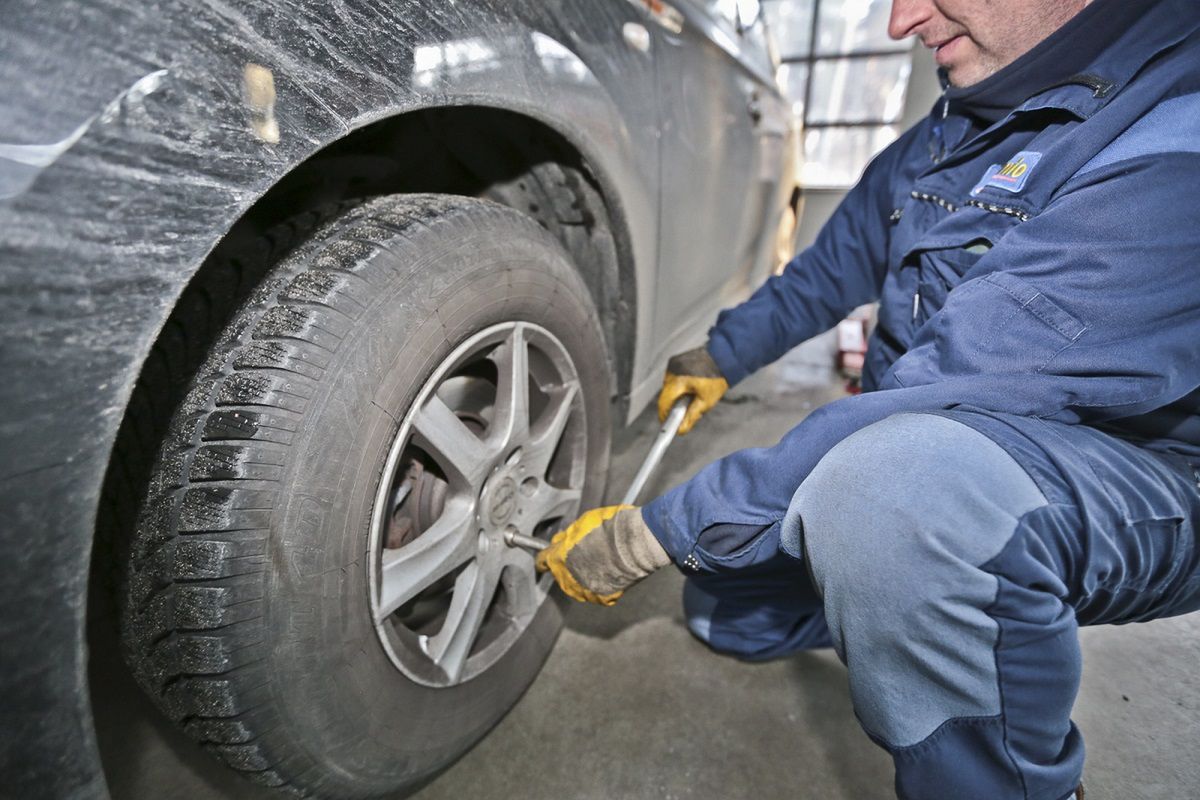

{"left": 620, "top": 396, "right": 690, "bottom": 506}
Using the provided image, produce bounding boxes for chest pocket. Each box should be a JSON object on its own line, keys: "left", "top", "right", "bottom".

{"left": 896, "top": 204, "right": 1023, "bottom": 330}
{"left": 910, "top": 238, "right": 992, "bottom": 326}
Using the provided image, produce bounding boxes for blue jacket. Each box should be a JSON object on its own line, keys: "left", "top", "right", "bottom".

{"left": 644, "top": 1, "right": 1200, "bottom": 573}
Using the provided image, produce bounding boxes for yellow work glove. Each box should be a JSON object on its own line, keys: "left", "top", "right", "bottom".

{"left": 658, "top": 346, "right": 729, "bottom": 435}
{"left": 535, "top": 505, "right": 670, "bottom": 606}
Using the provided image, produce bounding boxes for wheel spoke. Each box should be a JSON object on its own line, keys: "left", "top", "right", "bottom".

{"left": 377, "top": 498, "right": 477, "bottom": 621}
{"left": 500, "top": 562, "right": 543, "bottom": 624}
{"left": 524, "top": 381, "right": 579, "bottom": 476}
{"left": 413, "top": 394, "right": 488, "bottom": 489}
{"left": 426, "top": 555, "right": 502, "bottom": 682}
{"left": 488, "top": 324, "right": 531, "bottom": 451}
{"left": 528, "top": 484, "right": 582, "bottom": 524}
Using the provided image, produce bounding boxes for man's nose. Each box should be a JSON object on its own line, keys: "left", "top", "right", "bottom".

{"left": 888, "top": 0, "right": 934, "bottom": 40}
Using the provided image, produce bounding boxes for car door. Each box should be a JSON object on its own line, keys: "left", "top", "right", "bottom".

{"left": 650, "top": 0, "right": 784, "bottom": 355}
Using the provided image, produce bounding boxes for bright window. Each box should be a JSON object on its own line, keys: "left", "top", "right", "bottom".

{"left": 711, "top": 0, "right": 764, "bottom": 30}
{"left": 762, "top": 0, "right": 913, "bottom": 188}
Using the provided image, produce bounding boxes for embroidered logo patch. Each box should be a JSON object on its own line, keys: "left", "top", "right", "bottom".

{"left": 971, "top": 151, "right": 1042, "bottom": 195}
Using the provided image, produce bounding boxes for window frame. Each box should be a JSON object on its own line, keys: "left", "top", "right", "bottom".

{"left": 763, "top": 0, "right": 913, "bottom": 187}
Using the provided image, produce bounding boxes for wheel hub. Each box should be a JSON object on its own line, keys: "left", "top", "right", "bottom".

{"left": 483, "top": 474, "right": 519, "bottom": 527}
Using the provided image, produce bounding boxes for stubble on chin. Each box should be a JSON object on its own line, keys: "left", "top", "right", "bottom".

{"left": 945, "top": 45, "right": 1006, "bottom": 88}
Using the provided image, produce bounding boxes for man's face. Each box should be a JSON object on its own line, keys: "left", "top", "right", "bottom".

{"left": 888, "top": 0, "right": 1093, "bottom": 87}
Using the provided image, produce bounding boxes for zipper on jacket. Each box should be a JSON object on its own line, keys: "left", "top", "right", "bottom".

{"left": 910, "top": 190, "right": 958, "bottom": 213}
{"left": 911, "top": 190, "right": 1032, "bottom": 222}
{"left": 964, "top": 198, "right": 1032, "bottom": 222}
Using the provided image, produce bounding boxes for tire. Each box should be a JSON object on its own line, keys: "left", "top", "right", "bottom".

{"left": 120, "top": 194, "right": 612, "bottom": 798}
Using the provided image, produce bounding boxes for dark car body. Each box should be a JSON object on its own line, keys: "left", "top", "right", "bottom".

{"left": 0, "top": 1, "right": 793, "bottom": 795}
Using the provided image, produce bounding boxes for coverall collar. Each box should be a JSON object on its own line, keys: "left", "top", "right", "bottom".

{"left": 1010, "top": 0, "right": 1200, "bottom": 120}
{"left": 931, "top": 0, "right": 1200, "bottom": 163}
{"left": 944, "top": 0, "right": 1150, "bottom": 126}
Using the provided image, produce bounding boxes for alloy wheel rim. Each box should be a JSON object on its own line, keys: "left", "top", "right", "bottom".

{"left": 367, "top": 322, "right": 586, "bottom": 687}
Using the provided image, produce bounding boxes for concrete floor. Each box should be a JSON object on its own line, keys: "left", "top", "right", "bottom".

{"left": 94, "top": 345, "right": 1200, "bottom": 800}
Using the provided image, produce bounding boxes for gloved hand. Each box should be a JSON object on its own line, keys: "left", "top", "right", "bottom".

{"left": 535, "top": 505, "right": 671, "bottom": 606}
{"left": 658, "top": 345, "right": 729, "bottom": 435}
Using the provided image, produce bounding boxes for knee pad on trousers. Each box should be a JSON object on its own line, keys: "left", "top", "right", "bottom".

{"left": 792, "top": 412, "right": 1047, "bottom": 746}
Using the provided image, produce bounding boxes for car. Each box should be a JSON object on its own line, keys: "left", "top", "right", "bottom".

{"left": 0, "top": 1, "right": 797, "bottom": 797}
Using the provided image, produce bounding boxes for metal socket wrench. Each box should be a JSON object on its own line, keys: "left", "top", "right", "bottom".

{"left": 504, "top": 529, "right": 551, "bottom": 553}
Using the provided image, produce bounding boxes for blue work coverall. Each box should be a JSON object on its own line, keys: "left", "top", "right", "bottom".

{"left": 642, "top": 2, "right": 1200, "bottom": 797}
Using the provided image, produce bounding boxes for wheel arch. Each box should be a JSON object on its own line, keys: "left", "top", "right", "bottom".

{"left": 190, "top": 102, "right": 637, "bottom": 397}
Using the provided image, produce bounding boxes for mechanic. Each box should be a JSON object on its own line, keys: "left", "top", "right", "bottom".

{"left": 536, "top": 0, "right": 1200, "bottom": 797}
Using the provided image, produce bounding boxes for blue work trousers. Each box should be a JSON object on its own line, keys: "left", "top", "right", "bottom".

{"left": 684, "top": 411, "right": 1200, "bottom": 800}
